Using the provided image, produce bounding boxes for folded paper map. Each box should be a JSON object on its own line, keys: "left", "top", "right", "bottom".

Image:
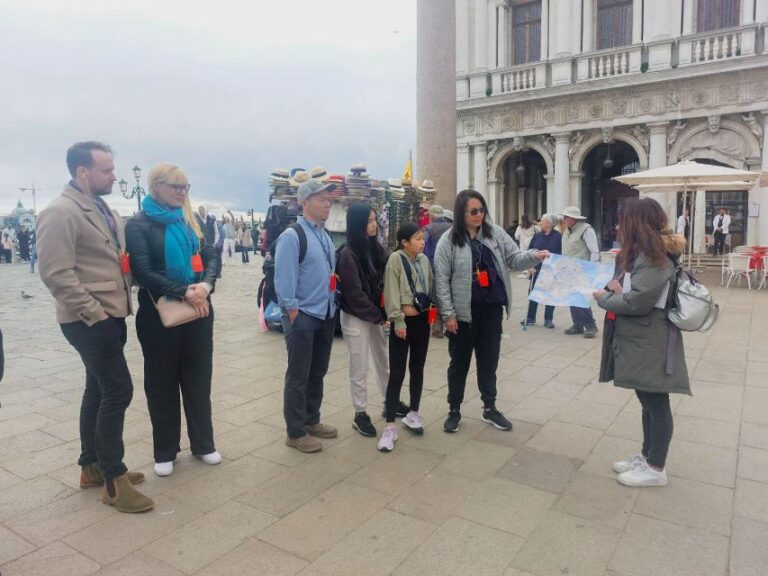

{"left": 528, "top": 254, "right": 615, "bottom": 308}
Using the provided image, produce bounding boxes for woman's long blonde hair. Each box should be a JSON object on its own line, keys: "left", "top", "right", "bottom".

{"left": 147, "top": 163, "right": 203, "bottom": 239}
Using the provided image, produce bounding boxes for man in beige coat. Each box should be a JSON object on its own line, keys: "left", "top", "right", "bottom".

{"left": 37, "top": 141, "right": 153, "bottom": 513}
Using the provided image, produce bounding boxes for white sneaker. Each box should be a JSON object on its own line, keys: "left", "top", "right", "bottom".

{"left": 198, "top": 451, "right": 222, "bottom": 465}
{"left": 617, "top": 461, "right": 668, "bottom": 487}
{"left": 154, "top": 461, "right": 174, "bottom": 477}
{"left": 401, "top": 411, "right": 424, "bottom": 435}
{"left": 612, "top": 453, "right": 646, "bottom": 474}
{"left": 377, "top": 427, "right": 399, "bottom": 452}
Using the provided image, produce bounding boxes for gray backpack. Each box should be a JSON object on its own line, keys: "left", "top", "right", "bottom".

{"left": 667, "top": 265, "right": 719, "bottom": 332}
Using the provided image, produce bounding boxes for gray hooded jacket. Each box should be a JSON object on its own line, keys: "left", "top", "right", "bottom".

{"left": 434, "top": 223, "right": 539, "bottom": 323}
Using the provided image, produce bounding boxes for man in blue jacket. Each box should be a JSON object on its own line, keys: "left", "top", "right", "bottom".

{"left": 275, "top": 179, "right": 339, "bottom": 453}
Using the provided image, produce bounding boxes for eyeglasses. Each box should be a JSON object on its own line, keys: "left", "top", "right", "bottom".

{"left": 465, "top": 207, "right": 486, "bottom": 216}
{"left": 167, "top": 184, "right": 190, "bottom": 193}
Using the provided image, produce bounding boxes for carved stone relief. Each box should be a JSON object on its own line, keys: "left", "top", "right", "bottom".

{"left": 667, "top": 121, "right": 687, "bottom": 147}
{"left": 708, "top": 115, "right": 721, "bottom": 133}
{"left": 602, "top": 126, "right": 614, "bottom": 143}
{"left": 629, "top": 125, "right": 649, "bottom": 153}
{"left": 741, "top": 112, "right": 763, "bottom": 141}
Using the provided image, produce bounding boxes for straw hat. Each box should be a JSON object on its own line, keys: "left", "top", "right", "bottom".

{"left": 310, "top": 167, "right": 329, "bottom": 182}
{"left": 417, "top": 179, "right": 436, "bottom": 193}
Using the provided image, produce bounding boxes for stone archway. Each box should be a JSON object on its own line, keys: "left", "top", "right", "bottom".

{"left": 570, "top": 130, "right": 649, "bottom": 174}
{"left": 668, "top": 118, "right": 761, "bottom": 169}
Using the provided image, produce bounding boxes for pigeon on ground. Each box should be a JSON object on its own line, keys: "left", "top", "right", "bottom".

{"left": 21, "top": 290, "right": 33, "bottom": 300}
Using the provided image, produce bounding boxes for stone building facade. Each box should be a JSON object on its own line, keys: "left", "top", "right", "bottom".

{"left": 455, "top": 0, "right": 768, "bottom": 250}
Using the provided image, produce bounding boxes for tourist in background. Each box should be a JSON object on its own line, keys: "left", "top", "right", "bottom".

{"left": 712, "top": 207, "right": 730, "bottom": 256}
{"left": 126, "top": 163, "right": 221, "bottom": 477}
{"left": 18, "top": 226, "right": 30, "bottom": 261}
{"left": 275, "top": 179, "right": 339, "bottom": 453}
{"left": 522, "top": 213, "right": 562, "bottom": 329}
{"left": 514, "top": 214, "right": 538, "bottom": 250}
{"left": 29, "top": 228, "right": 37, "bottom": 273}
{"left": 423, "top": 204, "right": 452, "bottom": 338}
{"left": 222, "top": 213, "right": 237, "bottom": 265}
{"left": 562, "top": 206, "right": 600, "bottom": 339}
{"left": 38, "top": 141, "right": 152, "bottom": 513}
{"left": 238, "top": 222, "right": 253, "bottom": 263}
{"left": 435, "top": 190, "right": 548, "bottom": 434}
{"left": 595, "top": 197, "right": 689, "bottom": 487}
{"left": 337, "top": 203, "right": 390, "bottom": 438}
{"left": 378, "top": 223, "right": 434, "bottom": 452}
{"left": 1, "top": 225, "right": 14, "bottom": 263}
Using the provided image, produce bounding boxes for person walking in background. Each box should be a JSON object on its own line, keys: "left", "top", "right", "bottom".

{"left": 676, "top": 208, "right": 690, "bottom": 241}
{"left": 17, "top": 226, "right": 30, "bottom": 261}
{"left": 435, "top": 190, "right": 547, "bottom": 434}
{"left": 29, "top": 227, "right": 37, "bottom": 273}
{"left": 37, "top": 141, "right": 152, "bottom": 513}
{"left": 126, "top": 163, "right": 221, "bottom": 478}
{"left": 238, "top": 222, "right": 253, "bottom": 263}
{"left": 522, "top": 213, "right": 562, "bottom": 329}
{"left": 712, "top": 207, "right": 730, "bottom": 256}
{"left": 514, "top": 214, "right": 538, "bottom": 250}
{"left": 378, "top": 223, "right": 434, "bottom": 452}
{"left": 423, "top": 204, "right": 452, "bottom": 338}
{"left": 1, "top": 225, "right": 13, "bottom": 263}
{"left": 337, "top": 203, "right": 390, "bottom": 438}
{"left": 222, "top": 213, "right": 237, "bottom": 265}
{"left": 562, "top": 206, "right": 600, "bottom": 339}
{"left": 594, "top": 197, "right": 689, "bottom": 487}
{"left": 275, "top": 179, "right": 339, "bottom": 453}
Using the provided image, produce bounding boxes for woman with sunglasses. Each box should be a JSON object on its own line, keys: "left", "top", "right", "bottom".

{"left": 125, "top": 163, "right": 221, "bottom": 477}
{"left": 434, "top": 189, "right": 549, "bottom": 433}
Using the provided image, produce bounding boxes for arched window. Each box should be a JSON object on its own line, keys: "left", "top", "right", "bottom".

{"left": 596, "top": 0, "right": 633, "bottom": 50}
{"left": 696, "top": 0, "right": 740, "bottom": 32}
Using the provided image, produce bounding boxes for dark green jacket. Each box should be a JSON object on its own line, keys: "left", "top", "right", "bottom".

{"left": 597, "top": 235, "right": 690, "bottom": 395}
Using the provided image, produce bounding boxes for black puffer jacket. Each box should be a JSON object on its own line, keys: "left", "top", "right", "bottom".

{"left": 125, "top": 211, "right": 218, "bottom": 302}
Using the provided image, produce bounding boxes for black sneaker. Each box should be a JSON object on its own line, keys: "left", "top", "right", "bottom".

{"left": 564, "top": 325, "right": 584, "bottom": 335}
{"left": 520, "top": 319, "right": 536, "bottom": 326}
{"left": 583, "top": 327, "right": 598, "bottom": 339}
{"left": 482, "top": 407, "right": 513, "bottom": 431}
{"left": 543, "top": 320, "right": 555, "bottom": 329}
{"left": 443, "top": 410, "right": 461, "bottom": 433}
{"left": 382, "top": 401, "right": 411, "bottom": 419}
{"left": 353, "top": 412, "right": 377, "bottom": 437}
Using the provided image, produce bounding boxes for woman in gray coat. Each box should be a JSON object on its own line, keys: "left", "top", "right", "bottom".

{"left": 594, "top": 197, "right": 689, "bottom": 488}
{"left": 434, "top": 189, "right": 548, "bottom": 433}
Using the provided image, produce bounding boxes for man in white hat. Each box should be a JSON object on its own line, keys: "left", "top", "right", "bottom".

{"left": 275, "top": 179, "right": 340, "bottom": 453}
{"left": 561, "top": 206, "right": 600, "bottom": 339}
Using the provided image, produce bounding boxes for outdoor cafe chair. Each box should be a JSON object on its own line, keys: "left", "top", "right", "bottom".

{"left": 759, "top": 256, "right": 768, "bottom": 291}
{"left": 725, "top": 253, "right": 753, "bottom": 290}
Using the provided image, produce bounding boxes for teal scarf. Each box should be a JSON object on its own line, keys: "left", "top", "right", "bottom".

{"left": 142, "top": 196, "right": 199, "bottom": 284}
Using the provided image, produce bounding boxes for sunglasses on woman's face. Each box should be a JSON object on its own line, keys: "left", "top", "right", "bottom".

{"left": 466, "top": 207, "right": 486, "bottom": 216}
{"left": 167, "top": 184, "right": 190, "bottom": 193}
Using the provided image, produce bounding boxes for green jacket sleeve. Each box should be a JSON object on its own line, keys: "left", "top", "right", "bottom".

{"left": 596, "top": 255, "right": 671, "bottom": 316}
{"left": 384, "top": 254, "right": 406, "bottom": 330}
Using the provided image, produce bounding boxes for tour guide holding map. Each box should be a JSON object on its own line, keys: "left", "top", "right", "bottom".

{"left": 561, "top": 206, "right": 600, "bottom": 339}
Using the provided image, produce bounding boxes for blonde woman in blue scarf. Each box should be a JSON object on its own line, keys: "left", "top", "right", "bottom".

{"left": 126, "top": 163, "right": 221, "bottom": 477}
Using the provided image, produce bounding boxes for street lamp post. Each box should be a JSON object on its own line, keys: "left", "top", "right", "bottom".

{"left": 121, "top": 165, "right": 145, "bottom": 212}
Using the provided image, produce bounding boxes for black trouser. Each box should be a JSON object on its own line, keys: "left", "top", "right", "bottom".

{"left": 60, "top": 317, "right": 133, "bottom": 481}
{"left": 241, "top": 247, "right": 250, "bottom": 263}
{"left": 713, "top": 230, "right": 726, "bottom": 255}
{"left": 447, "top": 304, "right": 503, "bottom": 410}
{"left": 281, "top": 311, "right": 336, "bottom": 438}
{"left": 526, "top": 271, "right": 553, "bottom": 323}
{"left": 386, "top": 314, "right": 430, "bottom": 422}
{"left": 570, "top": 306, "right": 596, "bottom": 330}
{"left": 215, "top": 246, "right": 223, "bottom": 277}
{"left": 136, "top": 297, "right": 216, "bottom": 463}
{"left": 0, "top": 249, "right": 10, "bottom": 263}
{"left": 636, "top": 390, "right": 673, "bottom": 469}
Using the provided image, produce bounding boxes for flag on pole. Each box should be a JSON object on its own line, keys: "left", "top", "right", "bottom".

{"left": 402, "top": 151, "right": 412, "bottom": 183}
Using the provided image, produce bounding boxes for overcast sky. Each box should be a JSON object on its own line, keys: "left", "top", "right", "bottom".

{"left": 0, "top": 0, "right": 416, "bottom": 218}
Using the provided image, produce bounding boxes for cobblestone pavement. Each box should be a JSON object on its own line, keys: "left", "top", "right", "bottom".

{"left": 1, "top": 257, "right": 767, "bottom": 576}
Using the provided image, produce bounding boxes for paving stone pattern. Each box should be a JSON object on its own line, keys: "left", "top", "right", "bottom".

{"left": 1, "top": 259, "right": 767, "bottom": 575}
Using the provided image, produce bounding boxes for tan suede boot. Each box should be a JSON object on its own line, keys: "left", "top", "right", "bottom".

{"left": 101, "top": 475, "right": 154, "bottom": 513}
{"left": 285, "top": 434, "right": 322, "bottom": 453}
{"left": 80, "top": 463, "right": 145, "bottom": 489}
{"left": 305, "top": 423, "right": 338, "bottom": 438}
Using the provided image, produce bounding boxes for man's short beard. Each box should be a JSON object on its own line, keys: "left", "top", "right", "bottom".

{"left": 93, "top": 187, "right": 112, "bottom": 196}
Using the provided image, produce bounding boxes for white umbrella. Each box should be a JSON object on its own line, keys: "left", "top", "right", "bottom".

{"left": 613, "top": 161, "right": 759, "bottom": 265}
{"left": 614, "top": 160, "right": 759, "bottom": 186}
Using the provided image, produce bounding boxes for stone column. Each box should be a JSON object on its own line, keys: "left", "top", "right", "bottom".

{"left": 457, "top": 144, "right": 470, "bottom": 192}
{"left": 417, "top": 0, "right": 457, "bottom": 210}
{"left": 759, "top": 111, "right": 768, "bottom": 245}
{"left": 488, "top": 178, "right": 501, "bottom": 225}
{"left": 474, "top": 0, "right": 488, "bottom": 71}
{"left": 473, "top": 142, "right": 489, "bottom": 194}
{"left": 570, "top": 173, "right": 582, "bottom": 208}
{"left": 646, "top": 122, "right": 674, "bottom": 223}
{"left": 496, "top": 0, "right": 508, "bottom": 68}
{"left": 553, "top": 132, "right": 571, "bottom": 214}
{"left": 694, "top": 188, "right": 706, "bottom": 254}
